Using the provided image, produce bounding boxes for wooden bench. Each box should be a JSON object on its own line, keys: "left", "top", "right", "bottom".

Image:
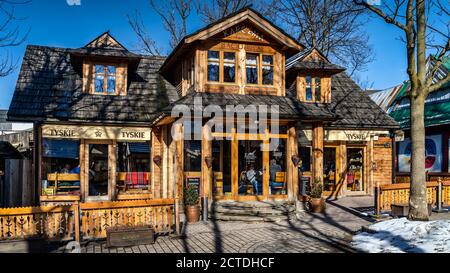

{"left": 391, "top": 203, "right": 432, "bottom": 217}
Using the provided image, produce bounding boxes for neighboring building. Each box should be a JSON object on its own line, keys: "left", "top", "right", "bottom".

{"left": 369, "top": 57, "right": 450, "bottom": 182}
{"left": 7, "top": 7, "right": 398, "bottom": 210}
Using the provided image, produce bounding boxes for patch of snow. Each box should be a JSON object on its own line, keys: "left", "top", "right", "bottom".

{"left": 352, "top": 218, "right": 450, "bottom": 253}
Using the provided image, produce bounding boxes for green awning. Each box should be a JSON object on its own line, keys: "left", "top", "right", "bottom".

{"left": 390, "top": 100, "right": 450, "bottom": 129}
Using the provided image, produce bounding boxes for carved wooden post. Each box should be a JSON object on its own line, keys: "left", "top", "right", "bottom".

{"left": 312, "top": 122, "right": 324, "bottom": 188}
{"left": 74, "top": 201, "right": 80, "bottom": 242}
{"left": 287, "top": 123, "right": 299, "bottom": 201}
{"left": 151, "top": 127, "right": 163, "bottom": 199}
{"left": 201, "top": 123, "right": 213, "bottom": 200}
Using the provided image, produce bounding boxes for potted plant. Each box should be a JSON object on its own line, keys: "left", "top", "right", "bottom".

{"left": 309, "top": 177, "right": 325, "bottom": 213}
{"left": 184, "top": 184, "right": 200, "bottom": 222}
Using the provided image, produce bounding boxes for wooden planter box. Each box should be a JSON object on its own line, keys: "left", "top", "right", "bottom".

{"left": 391, "top": 203, "right": 432, "bottom": 217}
{"left": 106, "top": 225, "right": 155, "bottom": 248}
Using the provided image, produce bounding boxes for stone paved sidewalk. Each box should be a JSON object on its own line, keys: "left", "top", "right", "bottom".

{"left": 65, "top": 197, "right": 374, "bottom": 253}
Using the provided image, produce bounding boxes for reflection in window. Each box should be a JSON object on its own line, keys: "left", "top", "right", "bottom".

{"left": 299, "top": 146, "right": 311, "bottom": 172}
{"left": 116, "top": 142, "right": 151, "bottom": 192}
{"left": 207, "top": 50, "right": 220, "bottom": 82}
{"left": 223, "top": 52, "right": 236, "bottom": 83}
{"left": 315, "top": 77, "right": 321, "bottom": 101}
{"left": 246, "top": 53, "right": 258, "bottom": 84}
{"left": 94, "top": 64, "right": 116, "bottom": 94}
{"left": 184, "top": 140, "right": 202, "bottom": 172}
{"left": 262, "top": 55, "right": 274, "bottom": 85}
{"left": 41, "top": 139, "right": 80, "bottom": 196}
{"left": 269, "top": 139, "right": 286, "bottom": 195}
{"left": 305, "top": 76, "right": 312, "bottom": 101}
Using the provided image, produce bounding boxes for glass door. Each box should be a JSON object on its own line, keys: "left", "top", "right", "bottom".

{"left": 346, "top": 148, "right": 364, "bottom": 192}
{"left": 323, "top": 147, "right": 337, "bottom": 192}
{"left": 87, "top": 143, "right": 110, "bottom": 200}
{"left": 238, "top": 140, "right": 264, "bottom": 196}
{"left": 212, "top": 140, "right": 232, "bottom": 198}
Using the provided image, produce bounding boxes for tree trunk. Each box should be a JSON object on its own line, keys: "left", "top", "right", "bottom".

{"left": 408, "top": 92, "right": 429, "bottom": 221}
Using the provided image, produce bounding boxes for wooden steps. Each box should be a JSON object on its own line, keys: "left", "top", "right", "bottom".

{"left": 209, "top": 201, "right": 296, "bottom": 222}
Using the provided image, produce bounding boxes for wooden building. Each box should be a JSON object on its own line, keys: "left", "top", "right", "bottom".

{"left": 7, "top": 7, "right": 398, "bottom": 211}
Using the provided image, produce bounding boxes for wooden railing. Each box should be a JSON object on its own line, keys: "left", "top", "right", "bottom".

{"left": 375, "top": 181, "right": 450, "bottom": 214}
{"left": 80, "top": 199, "right": 175, "bottom": 239}
{"left": 0, "top": 204, "right": 77, "bottom": 241}
{"left": 0, "top": 199, "right": 175, "bottom": 241}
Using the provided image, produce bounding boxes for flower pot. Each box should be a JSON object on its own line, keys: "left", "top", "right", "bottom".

{"left": 309, "top": 197, "right": 325, "bottom": 213}
{"left": 185, "top": 205, "right": 200, "bottom": 223}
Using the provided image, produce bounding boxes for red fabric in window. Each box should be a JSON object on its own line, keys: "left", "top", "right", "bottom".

{"left": 125, "top": 172, "right": 148, "bottom": 187}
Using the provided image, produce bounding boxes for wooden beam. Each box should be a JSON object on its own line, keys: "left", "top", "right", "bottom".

{"left": 287, "top": 123, "right": 299, "bottom": 201}
{"left": 201, "top": 123, "right": 213, "bottom": 199}
{"left": 312, "top": 122, "right": 324, "bottom": 188}
{"left": 151, "top": 127, "right": 163, "bottom": 199}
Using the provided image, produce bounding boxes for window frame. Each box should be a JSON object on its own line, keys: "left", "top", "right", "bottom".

{"left": 245, "top": 52, "right": 275, "bottom": 86}
{"left": 207, "top": 50, "right": 238, "bottom": 84}
{"left": 303, "top": 76, "right": 322, "bottom": 103}
{"left": 93, "top": 62, "right": 119, "bottom": 95}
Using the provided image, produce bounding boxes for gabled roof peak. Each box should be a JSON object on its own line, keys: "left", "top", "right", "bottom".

{"left": 83, "top": 31, "right": 128, "bottom": 51}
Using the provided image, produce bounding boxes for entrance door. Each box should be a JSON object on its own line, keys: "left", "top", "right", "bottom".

{"left": 346, "top": 147, "right": 365, "bottom": 194}
{"left": 85, "top": 142, "right": 112, "bottom": 201}
{"left": 238, "top": 140, "right": 265, "bottom": 197}
{"left": 323, "top": 147, "right": 338, "bottom": 196}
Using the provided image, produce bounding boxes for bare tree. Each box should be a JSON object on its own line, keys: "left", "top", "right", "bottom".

{"left": 269, "top": 0, "right": 373, "bottom": 77}
{"left": 127, "top": 10, "right": 162, "bottom": 56}
{"left": 0, "top": 0, "right": 30, "bottom": 77}
{"left": 196, "top": 0, "right": 254, "bottom": 24}
{"left": 355, "top": 0, "right": 450, "bottom": 221}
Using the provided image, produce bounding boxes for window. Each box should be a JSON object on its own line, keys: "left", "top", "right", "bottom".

{"left": 299, "top": 146, "right": 311, "bottom": 172}
{"left": 305, "top": 76, "right": 312, "bottom": 101}
{"left": 207, "top": 51, "right": 220, "bottom": 82}
{"left": 41, "top": 139, "right": 80, "bottom": 196}
{"left": 314, "top": 77, "right": 321, "bottom": 101}
{"left": 116, "top": 142, "right": 151, "bottom": 193}
{"left": 246, "top": 53, "right": 259, "bottom": 84}
{"left": 262, "top": 55, "right": 274, "bottom": 85}
{"left": 94, "top": 64, "right": 116, "bottom": 94}
{"left": 184, "top": 140, "right": 202, "bottom": 172}
{"left": 223, "top": 52, "right": 236, "bottom": 82}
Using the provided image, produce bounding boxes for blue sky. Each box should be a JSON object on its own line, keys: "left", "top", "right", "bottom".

{"left": 0, "top": 0, "right": 410, "bottom": 109}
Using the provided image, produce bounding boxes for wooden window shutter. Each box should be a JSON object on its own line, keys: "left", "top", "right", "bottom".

{"left": 296, "top": 76, "right": 306, "bottom": 101}
{"left": 116, "top": 63, "right": 128, "bottom": 96}
{"left": 82, "top": 61, "right": 94, "bottom": 93}
{"left": 321, "top": 77, "right": 331, "bottom": 103}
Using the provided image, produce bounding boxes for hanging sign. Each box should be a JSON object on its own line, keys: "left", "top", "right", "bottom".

{"left": 301, "top": 130, "right": 390, "bottom": 142}
{"left": 42, "top": 124, "right": 151, "bottom": 141}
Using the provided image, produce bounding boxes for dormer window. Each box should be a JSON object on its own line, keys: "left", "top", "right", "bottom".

{"left": 82, "top": 60, "right": 127, "bottom": 96}
{"left": 207, "top": 50, "right": 236, "bottom": 83}
{"left": 296, "top": 75, "right": 331, "bottom": 103}
{"left": 94, "top": 64, "right": 117, "bottom": 94}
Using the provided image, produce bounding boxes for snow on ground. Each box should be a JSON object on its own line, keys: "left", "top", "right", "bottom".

{"left": 352, "top": 218, "right": 450, "bottom": 253}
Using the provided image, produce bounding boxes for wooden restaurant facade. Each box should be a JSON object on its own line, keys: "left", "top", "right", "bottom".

{"left": 7, "top": 8, "right": 399, "bottom": 211}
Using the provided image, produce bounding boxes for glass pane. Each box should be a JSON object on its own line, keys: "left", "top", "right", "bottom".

{"left": 95, "top": 65, "right": 104, "bottom": 74}
{"left": 238, "top": 140, "right": 263, "bottom": 196}
{"left": 299, "top": 147, "right": 311, "bottom": 172}
{"left": 347, "top": 148, "right": 364, "bottom": 191}
{"left": 315, "top": 77, "right": 321, "bottom": 101}
{"left": 223, "top": 63, "right": 235, "bottom": 82}
{"left": 208, "top": 50, "right": 219, "bottom": 60}
{"left": 269, "top": 139, "right": 286, "bottom": 195}
{"left": 262, "top": 55, "right": 273, "bottom": 66}
{"left": 95, "top": 75, "right": 104, "bottom": 92}
{"left": 224, "top": 52, "right": 235, "bottom": 62}
{"left": 262, "top": 66, "right": 273, "bottom": 85}
{"left": 246, "top": 54, "right": 259, "bottom": 84}
{"left": 107, "top": 75, "right": 116, "bottom": 93}
{"left": 306, "top": 76, "right": 312, "bottom": 101}
{"left": 107, "top": 65, "right": 116, "bottom": 74}
{"left": 117, "top": 142, "right": 151, "bottom": 193}
{"left": 41, "top": 139, "right": 80, "bottom": 196}
{"left": 212, "top": 140, "right": 232, "bottom": 197}
{"left": 88, "top": 144, "right": 109, "bottom": 196}
{"left": 208, "top": 63, "right": 219, "bottom": 82}
{"left": 184, "top": 140, "right": 202, "bottom": 172}
{"left": 323, "top": 147, "right": 336, "bottom": 191}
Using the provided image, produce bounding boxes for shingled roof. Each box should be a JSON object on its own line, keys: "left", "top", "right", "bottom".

{"left": 161, "top": 92, "right": 338, "bottom": 121}
{"left": 7, "top": 45, "right": 178, "bottom": 124}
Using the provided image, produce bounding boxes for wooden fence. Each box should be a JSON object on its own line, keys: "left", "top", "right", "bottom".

{"left": 375, "top": 181, "right": 450, "bottom": 214}
{"left": 0, "top": 199, "right": 175, "bottom": 241}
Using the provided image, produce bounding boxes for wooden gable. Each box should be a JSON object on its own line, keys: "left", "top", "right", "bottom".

{"left": 84, "top": 31, "right": 127, "bottom": 50}
{"left": 220, "top": 23, "right": 273, "bottom": 45}
{"left": 302, "top": 48, "right": 328, "bottom": 62}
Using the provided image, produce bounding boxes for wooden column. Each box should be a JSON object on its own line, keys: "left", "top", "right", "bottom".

{"left": 161, "top": 126, "right": 169, "bottom": 199}
{"left": 287, "top": 123, "right": 299, "bottom": 201}
{"left": 312, "top": 122, "right": 324, "bottom": 187}
{"left": 338, "top": 141, "right": 347, "bottom": 197}
{"left": 108, "top": 141, "right": 117, "bottom": 200}
{"left": 263, "top": 128, "right": 270, "bottom": 198}
{"left": 231, "top": 128, "right": 238, "bottom": 199}
{"left": 174, "top": 124, "right": 184, "bottom": 201}
{"left": 151, "top": 127, "right": 163, "bottom": 199}
{"left": 201, "top": 123, "right": 213, "bottom": 199}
